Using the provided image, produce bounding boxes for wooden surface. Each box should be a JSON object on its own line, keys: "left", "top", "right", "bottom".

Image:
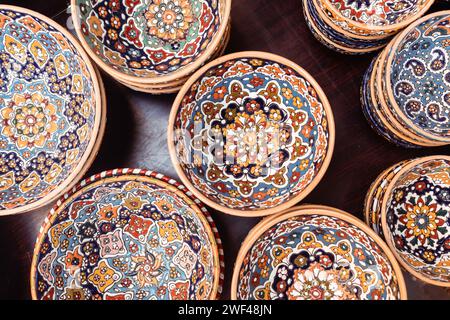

{"left": 0, "top": 0, "right": 449, "bottom": 300}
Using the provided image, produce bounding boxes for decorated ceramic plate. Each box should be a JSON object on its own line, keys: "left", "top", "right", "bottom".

{"left": 169, "top": 51, "right": 335, "bottom": 217}
{"left": 31, "top": 169, "right": 224, "bottom": 300}
{"left": 0, "top": 5, "right": 104, "bottom": 215}
{"left": 231, "top": 205, "right": 407, "bottom": 300}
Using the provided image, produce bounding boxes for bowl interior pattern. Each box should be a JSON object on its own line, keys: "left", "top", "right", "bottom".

{"left": 385, "top": 158, "right": 450, "bottom": 283}
{"left": 173, "top": 56, "right": 332, "bottom": 212}
{"left": 236, "top": 213, "right": 402, "bottom": 300}
{"left": 0, "top": 8, "right": 98, "bottom": 211}
{"left": 75, "top": 0, "right": 223, "bottom": 77}
{"left": 389, "top": 12, "right": 450, "bottom": 139}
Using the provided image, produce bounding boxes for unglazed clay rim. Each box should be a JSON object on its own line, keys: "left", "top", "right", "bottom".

{"left": 321, "top": 0, "right": 434, "bottom": 33}
{"left": 0, "top": 5, "right": 104, "bottom": 216}
{"left": 30, "top": 168, "right": 225, "bottom": 300}
{"left": 385, "top": 10, "right": 450, "bottom": 144}
{"left": 230, "top": 205, "right": 408, "bottom": 300}
{"left": 380, "top": 155, "right": 450, "bottom": 287}
{"left": 168, "top": 51, "right": 335, "bottom": 217}
{"left": 303, "top": 0, "right": 385, "bottom": 54}
{"left": 71, "top": 0, "right": 232, "bottom": 85}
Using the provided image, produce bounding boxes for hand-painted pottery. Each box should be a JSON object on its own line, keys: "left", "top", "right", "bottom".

{"left": 0, "top": 6, "right": 104, "bottom": 215}
{"left": 169, "top": 52, "right": 335, "bottom": 217}
{"left": 378, "top": 156, "right": 450, "bottom": 287}
{"left": 71, "top": 0, "right": 231, "bottom": 85}
{"left": 31, "top": 169, "right": 224, "bottom": 300}
{"left": 231, "top": 205, "right": 407, "bottom": 300}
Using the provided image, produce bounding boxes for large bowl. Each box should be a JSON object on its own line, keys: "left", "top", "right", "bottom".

{"left": 0, "top": 5, "right": 104, "bottom": 215}
{"left": 31, "top": 168, "right": 224, "bottom": 300}
{"left": 231, "top": 205, "right": 407, "bottom": 300}
{"left": 169, "top": 51, "right": 335, "bottom": 217}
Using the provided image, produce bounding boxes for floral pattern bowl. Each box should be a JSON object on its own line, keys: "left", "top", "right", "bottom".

{"left": 168, "top": 52, "right": 335, "bottom": 217}
{"left": 231, "top": 205, "right": 407, "bottom": 300}
{"left": 71, "top": 0, "right": 231, "bottom": 85}
{"left": 31, "top": 169, "right": 224, "bottom": 300}
{"left": 0, "top": 5, "right": 105, "bottom": 215}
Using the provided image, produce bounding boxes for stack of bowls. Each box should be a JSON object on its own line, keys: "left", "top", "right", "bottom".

{"left": 361, "top": 11, "right": 450, "bottom": 147}
{"left": 31, "top": 169, "right": 224, "bottom": 300}
{"left": 364, "top": 156, "right": 450, "bottom": 287}
{"left": 232, "top": 205, "right": 407, "bottom": 300}
{"left": 302, "top": 0, "right": 434, "bottom": 54}
{"left": 0, "top": 5, "right": 105, "bottom": 216}
{"left": 168, "top": 51, "right": 335, "bottom": 217}
{"left": 71, "top": 0, "right": 231, "bottom": 94}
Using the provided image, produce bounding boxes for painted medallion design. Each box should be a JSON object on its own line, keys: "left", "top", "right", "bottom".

{"left": 32, "top": 170, "right": 222, "bottom": 300}
{"left": 0, "top": 8, "right": 98, "bottom": 211}
{"left": 236, "top": 214, "right": 402, "bottom": 300}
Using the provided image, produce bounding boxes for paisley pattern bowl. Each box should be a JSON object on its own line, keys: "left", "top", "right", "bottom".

{"left": 71, "top": 0, "right": 231, "bottom": 84}
{"left": 232, "top": 205, "right": 407, "bottom": 300}
{"left": 0, "top": 5, "right": 104, "bottom": 215}
{"left": 169, "top": 52, "right": 335, "bottom": 217}
{"left": 31, "top": 169, "right": 224, "bottom": 300}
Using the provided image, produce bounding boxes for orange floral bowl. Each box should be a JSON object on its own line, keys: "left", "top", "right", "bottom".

{"left": 0, "top": 5, "right": 104, "bottom": 216}
{"left": 71, "top": 0, "right": 231, "bottom": 85}
{"left": 30, "top": 169, "right": 224, "bottom": 300}
{"left": 168, "top": 52, "right": 335, "bottom": 217}
{"left": 231, "top": 205, "right": 407, "bottom": 300}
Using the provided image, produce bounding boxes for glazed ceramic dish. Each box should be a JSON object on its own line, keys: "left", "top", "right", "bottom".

{"left": 71, "top": 0, "right": 231, "bottom": 86}
{"left": 231, "top": 205, "right": 407, "bottom": 300}
{"left": 0, "top": 5, "right": 105, "bottom": 215}
{"left": 169, "top": 51, "right": 335, "bottom": 217}
{"left": 31, "top": 169, "right": 224, "bottom": 300}
{"left": 366, "top": 156, "right": 450, "bottom": 287}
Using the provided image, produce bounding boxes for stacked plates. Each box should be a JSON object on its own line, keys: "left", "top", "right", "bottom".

{"left": 364, "top": 156, "right": 450, "bottom": 287}
{"left": 71, "top": 0, "right": 231, "bottom": 94}
{"left": 302, "top": 0, "right": 434, "bottom": 54}
{"left": 168, "top": 51, "right": 335, "bottom": 217}
{"left": 361, "top": 11, "right": 450, "bottom": 148}
{"left": 31, "top": 169, "right": 224, "bottom": 300}
{"left": 0, "top": 5, "right": 105, "bottom": 216}
{"left": 232, "top": 205, "right": 407, "bottom": 300}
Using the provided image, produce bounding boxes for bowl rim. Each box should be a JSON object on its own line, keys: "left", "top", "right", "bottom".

{"left": 384, "top": 10, "right": 450, "bottom": 144}
{"left": 230, "top": 204, "right": 408, "bottom": 300}
{"left": 380, "top": 155, "right": 450, "bottom": 287}
{"left": 30, "top": 168, "right": 225, "bottom": 300}
{"left": 321, "top": 0, "right": 435, "bottom": 33}
{"left": 0, "top": 5, "right": 105, "bottom": 216}
{"left": 70, "top": 0, "right": 232, "bottom": 85}
{"left": 168, "top": 50, "right": 335, "bottom": 217}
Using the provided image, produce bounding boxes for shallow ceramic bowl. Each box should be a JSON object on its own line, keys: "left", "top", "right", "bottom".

{"left": 71, "top": 0, "right": 231, "bottom": 85}
{"left": 31, "top": 168, "right": 224, "bottom": 300}
{"left": 231, "top": 205, "right": 407, "bottom": 300}
{"left": 379, "top": 156, "right": 450, "bottom": 287}
{"left": 0, "top": 5, "right": 104, "bottom": 215}
{"left": 169, "top": 52, "right": 335, "bottom": 217}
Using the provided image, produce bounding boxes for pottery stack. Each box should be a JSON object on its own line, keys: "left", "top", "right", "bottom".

{"left": 71, "top": 0, "right": 231, "bottom": 94}
{"left": 302, "top": 0, "right": 434, "bottom": 54}
{"left": 361, "top": 11, "right": 450, "bottom": 148}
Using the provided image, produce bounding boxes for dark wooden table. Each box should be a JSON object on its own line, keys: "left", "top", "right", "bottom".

{"left": 1, "top": 0, "right": 449, "bottom": 300}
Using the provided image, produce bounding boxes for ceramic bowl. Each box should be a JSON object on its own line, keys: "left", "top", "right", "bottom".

{"left": 31, "top": 168, "right": 224, "bottom": 300}
{"left": 231, "top": 205, "right": 407, "bottom": 300}
{"left": 0, "top": 5, "right": 105, "bottom": 215}
{"left": 169, "top": 51, "right": 335, "bottom": 217}
{"left": 71, "top": 0, "right": 231, "bottom": 86}
{"left": 378, "top": 156, "right": 450, "bottom": 287}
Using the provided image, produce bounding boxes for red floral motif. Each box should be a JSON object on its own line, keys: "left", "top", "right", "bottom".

{"left": 124, "top": 214, "right": 153, "bottom": 241}
{"left": 169, "top": 281, "right": 189, "bottom": 300}
{"left": 124, "top": 0, "right": 140, "bottom": 15}
{"left": 122, "top": 19, "right": 143, "bottom": 48}
{"left": 145, "top": 48, "right": 173, "bottom": 64}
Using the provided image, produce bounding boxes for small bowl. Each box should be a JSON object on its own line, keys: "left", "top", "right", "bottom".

{"left": 231, "top": 205, "right": 407, "bottom": 300}
{"left": 71, "top": 0, "right": 231, "bottom": 86}
{"left": 0, "top": 5, "right": 105, "bottom": 215}
{"left": 31, "top": 168, "right": 224, "bottom": 300}
{"left": 168, "top": 51, "right": 335, "bottom": 217}
{"left": 379, "top": 156, "right": 450, "bottom": 287}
